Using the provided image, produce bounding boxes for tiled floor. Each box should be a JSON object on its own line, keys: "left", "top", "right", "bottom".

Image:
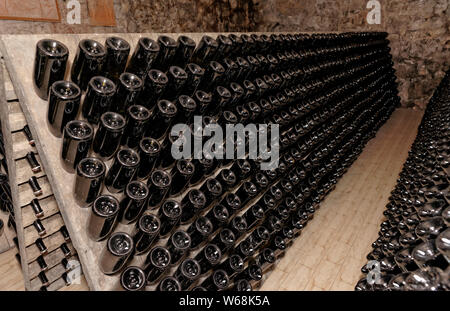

{"left": 0, "top": 108, "right": 423, "bottom": 291}
{"left": 260, "top": 108, "right": 423, "bottom": 291}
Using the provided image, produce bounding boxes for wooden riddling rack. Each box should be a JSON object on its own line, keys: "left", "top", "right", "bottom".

{"left": 0, "top": 59, "right": 16, "bottom": 255}
{"left": 0, "top": 108, "right": 16, "bottom": 255}
{"left": 0, "top": 58, "right": 83, "bottom": 291}
{"left": 0, "top": 32, "right": 315, "bottom": 291}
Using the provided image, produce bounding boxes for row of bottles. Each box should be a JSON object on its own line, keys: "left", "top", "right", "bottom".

{"left": 32, "top": 31, "right": 399, "bottom": 290}
{"left": 356, "top": 70, "right": 450, "bottom": 291}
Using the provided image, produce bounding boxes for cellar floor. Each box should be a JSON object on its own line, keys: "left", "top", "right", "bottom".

{"left": 0, "top": 108, "right": 423, "bottom": 291}
{"left": 260, "top": 108, "right": 424, "bottom": 291}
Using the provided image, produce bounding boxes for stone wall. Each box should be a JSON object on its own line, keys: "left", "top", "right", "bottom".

{"left": 256, "top": 0, "right": 449, "bottom": 109}
{"left": 0, "top": 0, "right": 447, "bottom": 108}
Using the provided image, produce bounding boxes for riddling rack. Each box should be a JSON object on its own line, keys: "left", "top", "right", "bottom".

{"left": 0, "top": 32, "right": 398, "bottom": 291}
{"left": 0, "top": 32, "right": 237, "bottom": 291}
{"left": 0, "top": 58, "right": 83, "bottom": 291}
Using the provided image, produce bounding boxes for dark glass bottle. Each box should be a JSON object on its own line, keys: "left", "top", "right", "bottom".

{"left": 146, "top": 100, "right": 178, "bottom": 140}
{"left": 229, "top": 216, "right": 248, "bottom": 239}
{"left": 104, "top": 147, "right": 140, "bottom": 193}
{"left": 158, "top": 276, "right": 181, "bottom": 292}
{"left": 33, "top": 219, "right": 46, "bottom": 236}
{"left": 132, "top": 211, "right": 160, "bottom": 255}
{"left": 116, "top": 266, "right": 146, "bottom": 291}
{"left": 233, "top": 279, "right": 252, "bottom": 291}
{"left": 180, "top": 189, "right": 206, "bottom": 224}
{"left": 47, "top": 81, "right": 81, "bottom": 137}
{"left": 191, "top": 35, "right": 218, "bottom": 67}
{"left": 228, "top": 34, "right": 243, "bottom": 57}
{"left": 201, "top": 270, "right": 229, "bottom": 291}
{"left": 22, "top": 125, "right": 35, "bottom": 147}
{"left": 212, "top": 228, "right": 236, "bottom": 255}
{"left": 28, "top": 176, "right": 42, "bottom": 197}
{"left": 174, "top": 258, "right": 201, "bottom": 290}
{"left": 269, "top": 185, "right": 283, "bottom": 202}
{"left": 170, "top": 160, "right": 195, "bottom": 196}
{"left": 215, "top": 35, "right": 233, "bottom": 60}
{"left": 195, "top": 243, "right": 222, "bottom": 275}
{"left": 235, "top": 57, "right": 251, "bottom": 81}
{"left": 126, "top": 37, "right": 160, "bottom": 79}
{"left": 272, "top": 204, "right": 290, "bottom": 222}
{"left": 35, "top": 238, "right": 47, "bottom": 255}
{"left": 229, "top": 82, "right": 244, "bottom": 107}
{"left": 257, "top": 194, "right": 277, "bottom": 213}
{"left": 173, "top": 35, "right": 196, "bottom": 68}
{"left": 238, "top": 264, "right": 263, "bottom": 289}
{"left": 173, "top": 95, "right": 197, "bottom": 125}
{"left": 217, "top": 254, "right": 244, "bottom": 278}
{"left": 111, "top": 72, "right": 143, "bottom": 115}
{"left": 158, "top": 134, "right": 182, "bottom": 170}
{"left": 136, "top": 137, "right": 161, "bottom": 180}
{"left": 187, "top": 216, "right": 213, "bottom": 249}
{"left": 270, "top": 236, "right": 287, "bottom": 258}
{"left": 144, "top": 246, "right": 171, "bottom": 285}
{"left": 207, "top": 87, "right": 232, "bottom": 118}
{"left": 251, "top": 226, "right": 271, "bottom": 248}
{"left": 99, "top": 232, "right": 134, "bottom": 275}
{"left": 231, "top": 160, "right": 252, "bottom": 180}
{"left": 251, "top": 173, "right": 269, "bottom": 191}
{"left": 412, "top": 240, "right": 448, "bottom": 270}
{"left": 61, "top": 120, "right": 94, "bottom": 173}
{"left": 190, "top": 158, "right": 216, "bottom": 185}
{"left": 164, "top": 66, "right": 188, "bottom": 100}
{"left": 104, "top": 37, "right": 131, "bottom": 82}
{"left": 222, "top": 58, "right": 238, "bottom": 82}
{"left": 140, "top": 69, "right": 168, "bottom": 109}
{"left": 184, "top": 63, "right": 205, "bottom": 96}
{"left": 220, "top": 193, "right": 241, "bottom": 215}
{"left": 194, "top": 90, "right": 212, "bottom": 115}
{"left": 166, "top": 229, "right": 191, "bottom": 265}
{"left": 254, "top": 248, "right": 276, "bottom": 270}
{"left": 30, "top": 199, "right": 44, "bottom": 219}
{"left": 234, "top": 238, "right": 255, "bottom": 260}
{"left": 199, "top": 178, "right": 223, "bottom": 210}
{"left": 236, "top": 181, "right": 259, "bottom": 207}
{"left": 415, "top": 217, "right": 446, "bottom": 241}
{"left": 153, "top": 35, "right": 177, "bottom": 72}
{"left": 87, "top": 195, "right": 119, "bottom": 241}
{"left": 119, "top": 181, "right": 149, "bottom": 224}
{"left": 198, "top": 61, "right": 225, "bottom": 91}
{"left": 264, "top": 215, "right": 283, "bottom": 235}
{"left": 241, "top": 34, "right": 255, "bottom": 55}
{"left": 73, "top": 157, "right": 106, "bottom": 207}
{"left": 121, "top": 105, "right": 151, "bottom": 149}
{"left": 216, "top": 169, "right": 237, "bottom": 192}
{"left": 146, "top": 170, "right": 172, "bottom": 209}
{"left": 71, "top": 39, "right": 106, "bottom": 91}
{"left": 436, "top": 228, "right": 450, "bottom": 260}
{"left": 206, "top": 205, "right": 230, "bottom": 231}
{"left": 82, "top": 76, "right": 116, "bottom": 125}
{"left": 243, "top": 204, "right": 265, "bottom": 230}
{"left": 158, "top": 199, "right": 182, "bottom": 237}
{"left": 33, "top": 39, "right": 69, "bottom": 100}
{"left": 92, "top": 112, "right": 126, "bottom": 160}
